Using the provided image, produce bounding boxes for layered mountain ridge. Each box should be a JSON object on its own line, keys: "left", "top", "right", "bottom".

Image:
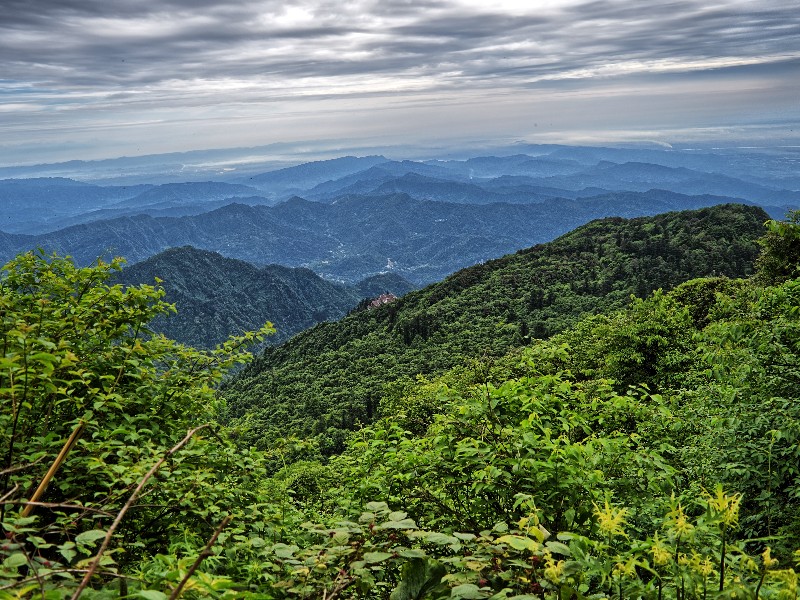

{"left": 0, "top": 189, "right": 782, "bottom": 285}
{"left": 4, "top": 145, "right": 796, "bottom": 286}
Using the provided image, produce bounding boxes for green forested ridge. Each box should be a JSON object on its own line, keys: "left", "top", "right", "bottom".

{"left": 221, "top": 204, "right": 767, "bottom": 451}
{"left": 116, "top": 247, "right": 418, "bottom": 349}
{"left": 3, "top": 205, "right": 800, "bottom": 599}
{"left": 115, "top": 247, "right": 363, "bottom": 347}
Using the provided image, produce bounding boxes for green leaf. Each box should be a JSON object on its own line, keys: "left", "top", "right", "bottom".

{"left": 390, "top": 558, "right": 445, "bottom": 600}
{"left": 331, "top": 531, "right": 350, "bottom": 546}
{"left": 363, "top": 551, "right": 394, "bottom": 564}
{"left": 545, "top": 541, "right": 572, "bottom": 556}
{"left": 379, "top": 518, "right": 418, "bottom": 530}
{"left": 75, "top": 529, "right": 106, "bottom": 547}
{"left": 564, "top": 508, "right": 576, "bottom": 526}
{"left": 60, "top": 544, "right": 77, "bottom": 563}
{"left": 496, "top": 535, "right": 540, "bottom": 552}
{"left": 137, "top": 591, "right": 168, "bottom": 600}
{"left": 272, "top": 543, "right": 298, "bottom": 559}
{"left": 2, "top": 553, "right": 28, "bottom": 568}
{"left": 451, "top": 583, "right": 486, "bottom": 599}
{"left": 399, "top": 548, "right": 428, "bottom": 559}
{"left": 421, "top": 532, "right": 459, "bottom": 545}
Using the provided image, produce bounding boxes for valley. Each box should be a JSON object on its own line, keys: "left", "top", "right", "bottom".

{"left": 1, "top": 145, "right": 797, "bottom": 289}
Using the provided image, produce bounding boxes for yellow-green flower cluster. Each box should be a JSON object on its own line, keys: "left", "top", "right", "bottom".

{"left": 665, "top": 500, "right": 694, "bottom": 539}
{"left": 770, "top": 568, "right": 798, "bottom": 600}
{"left": 593, "top": 500, "right": 628, "bottom": 539}
{"left": 650, "top": 533, "right": 672, "bottom": 567}
{"left": 688, "top": 551, "right": 715, "bottom": 578}
{"left": 704, "top": 485, "right": 742, "bottom": 528}
{"left": 763, "top": 546, "right": 779, "bottom": 570}
{"left": 613, "top": 555, "right": 639, "bottom": 579}
{"left": 543, "top": 550, "right": 565, "bottom": 584}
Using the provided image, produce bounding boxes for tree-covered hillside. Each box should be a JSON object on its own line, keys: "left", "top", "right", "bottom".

{"left": 116, "top": 247, "right": 362, "bottom": 347}
{"left": 3, "top": 208, "right": 800, "bottom": 599}
{"left": 0, "top": 189, "right": 768, "bottom": 284}
{"left": 221, "top": 204, "right": 767, "bottom": 452}
{"left": 116, "top": 247, "right": 418, "bottom": 348}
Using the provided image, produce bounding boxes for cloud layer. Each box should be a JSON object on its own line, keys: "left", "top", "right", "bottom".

{"left": 1, "top": 0, "right": 798, "bottom": 162}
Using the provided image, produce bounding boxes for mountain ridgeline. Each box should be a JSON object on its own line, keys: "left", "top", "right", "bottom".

{"left": 221, "top": 203, "right": 768, "bottom": 452}
{"left": 0, "top": 190, "right": 776, "bottom": 285}
{"left": 0, "top": 178, "right": 264, "bottom": 234}
{"left": 2, "top": 145, "right": 797, "bottom": 287}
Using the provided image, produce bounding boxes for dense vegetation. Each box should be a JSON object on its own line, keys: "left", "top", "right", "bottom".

{"left": 2, "top": 204, "right": 800, "bottom": 599}
{"left": 221, "top": 204, "right": 766, "bottom": 452}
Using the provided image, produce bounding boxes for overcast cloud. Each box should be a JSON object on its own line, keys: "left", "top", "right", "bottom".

{"left": 1, "top": 0, "right": 798, "bottom": 163}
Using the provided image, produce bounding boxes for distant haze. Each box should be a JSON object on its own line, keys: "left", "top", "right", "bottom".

{"left": 1, "top": 0, "right": 798, "bottom": 165}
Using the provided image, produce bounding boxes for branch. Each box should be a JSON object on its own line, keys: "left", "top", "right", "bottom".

{"left": 10, "top": 501, "right": 114, "bottom": 517}
{"left": 70, "top": 424, "right": 211, "bottom": 600}
{"left": 324, "top": 568, "right": 357, "bottom": 600}
{"left": 0, "top": 569, "right": 139, "bottom": 592}
{"left": 22, "top": 420, "right": 85, "bottom": 518}
{"left": 168, "top": 514, "right": 232, "bottom": 600}
{"left": 0, "top": 455, "right": 46, "bottom": 477}
{"left": 412, "top": 487, "right": 481, "bottom": 531}
{"left": 0, "top": 484, "right": 20, "bottom": 504}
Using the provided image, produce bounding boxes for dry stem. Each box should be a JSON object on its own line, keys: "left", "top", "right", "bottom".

{"left": 22, "top": 420, "right": 85, "bottom": 518}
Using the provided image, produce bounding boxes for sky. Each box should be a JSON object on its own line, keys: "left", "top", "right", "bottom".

{"left": 1, "top": 0, "right": 799, "bottom": 165}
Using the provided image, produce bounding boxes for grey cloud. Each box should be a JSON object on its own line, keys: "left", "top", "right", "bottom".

{"left": 0, "top": 0, "right": 798, "bottom": 164}
{"left": 559, "top": 2, "right": 800, "bottom": 59}
{"left": 3, "top": 0, "right": 798, "bottom": 91}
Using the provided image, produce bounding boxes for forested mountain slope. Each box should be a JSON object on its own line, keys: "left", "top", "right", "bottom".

{"left": 117, "top": 246, "right": 363, "bottom": 347}
{"left": 117, "top": 247, "right": 417, "bottom": 348}
{"left": 0, "top": 177, "right": 151, "bottom": 234}
{"left": 221, "top": 203, "right": 767, "bottom": 451}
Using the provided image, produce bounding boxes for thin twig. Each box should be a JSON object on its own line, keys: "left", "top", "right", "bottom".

{"left": 324, "top": 569, "right": 356, "bottom": 600}
{"left": 0, "top": 484, "right": 20, "bottom": 504}
{"left": 10, "top": 501, "right": 115, "bottom": 517}
{"left": 0, "top": 455, "right": 46, "bottom": 477}
{"left": 21, "top": 541, "right": 46, "bottom": 598}
{"left": 168, "top": 514, "right": 232, "bottom": 600}
{"left": 70, "top": 424, "right": 211, "bottom": 600}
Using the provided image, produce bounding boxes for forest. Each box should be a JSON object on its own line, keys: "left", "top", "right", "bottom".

{"left": 2, "top": 205, "right": 800, "bottom": 599}
{"left": 221, "top": 204, "right": 767, "bottom": 453}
